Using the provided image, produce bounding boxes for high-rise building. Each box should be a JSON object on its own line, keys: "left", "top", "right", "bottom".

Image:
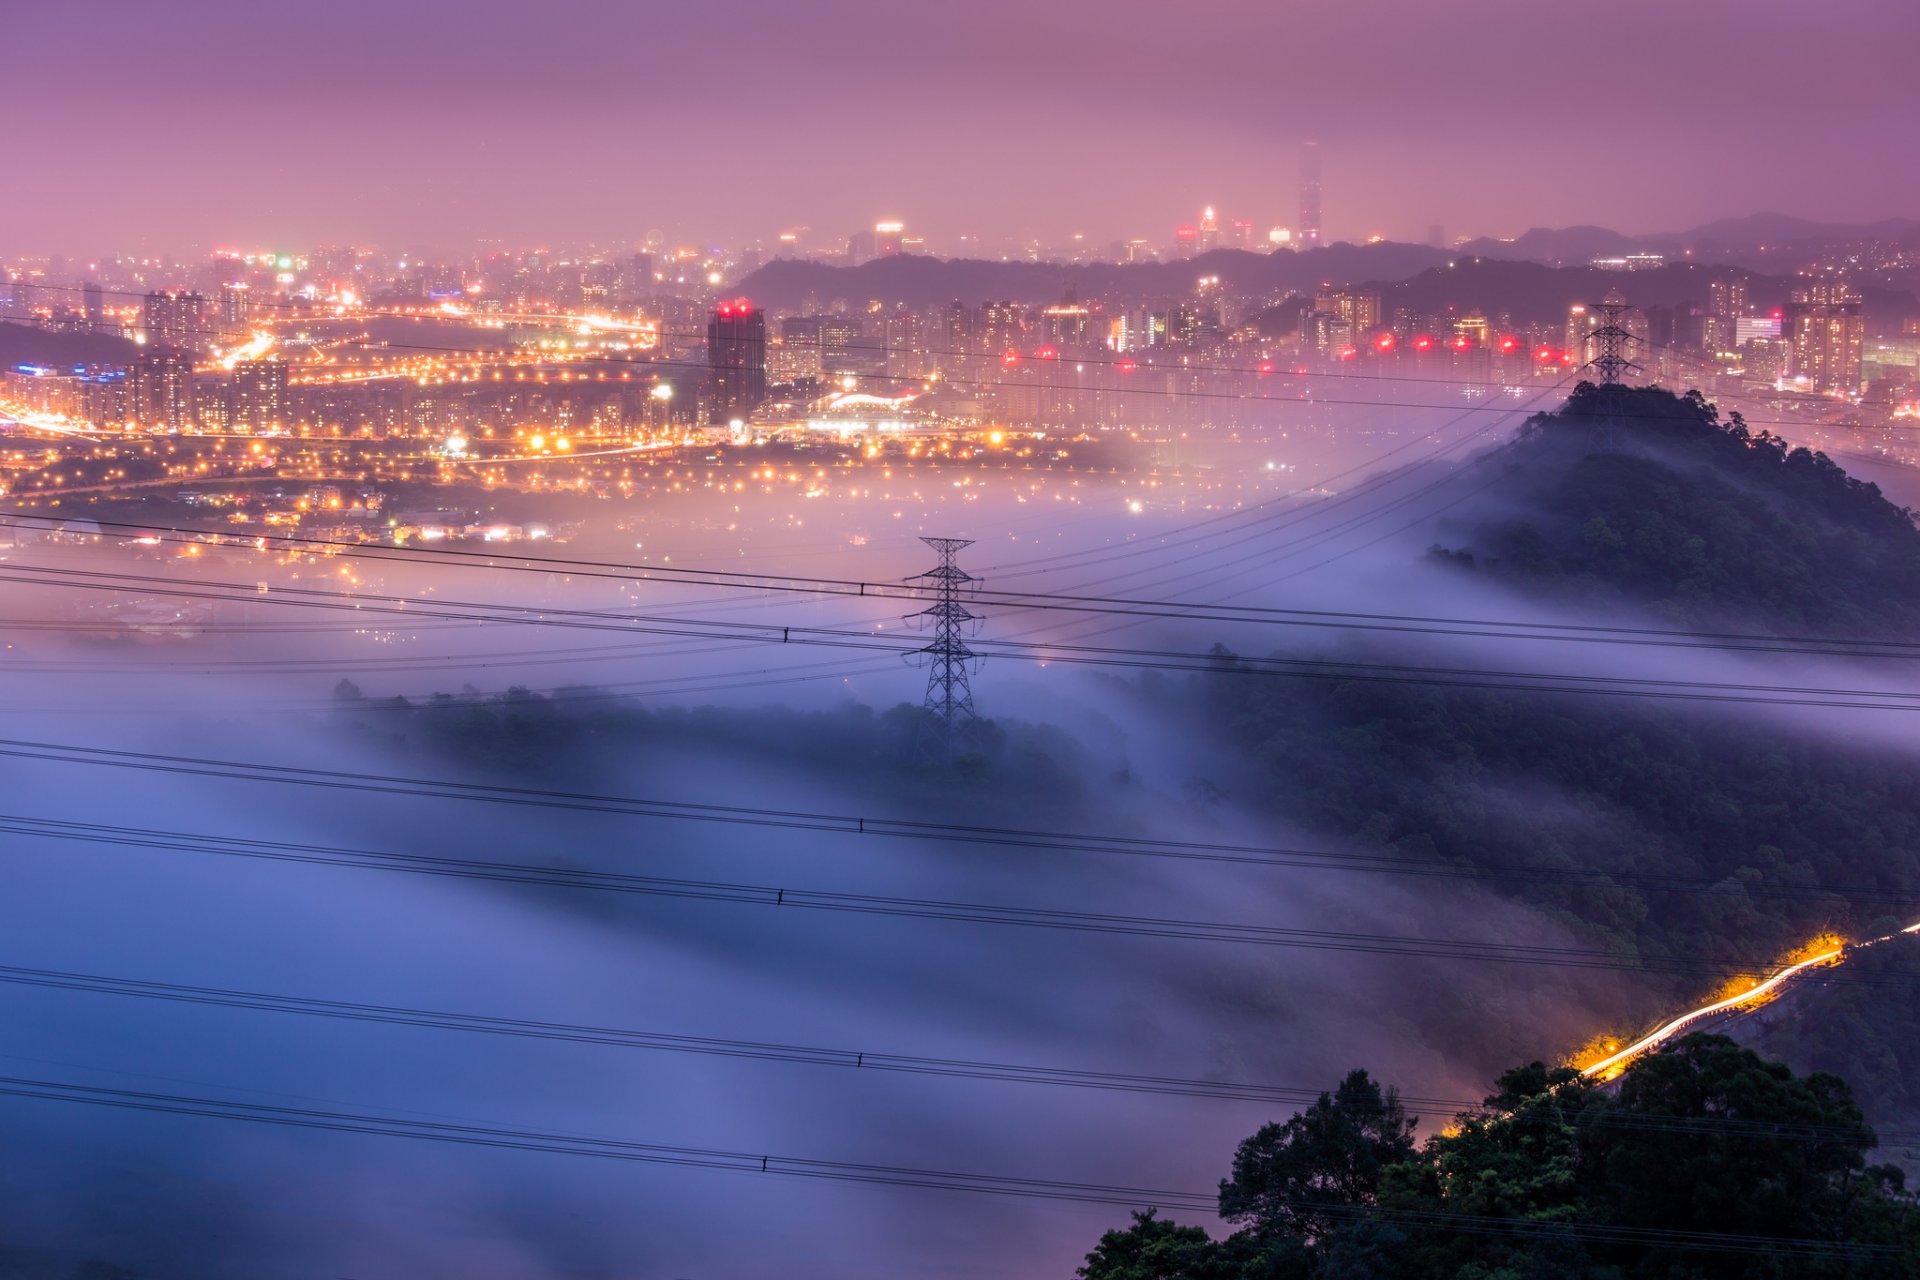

{"left": 874, "top": 221, "right": 905, "bottom": 257}
{"left": 131, "top": 348, "right": 196, "bottom": 428}
{"left": 1786, "top": 277, "right": 1865, "bottom": 394}
{"left": 141, "top": 290, "right": 211, "bottom": 350}
{"left": 1298, "top": 142, "right": 1323, "bottom": 247}
{"left": 981, "top": 301, "right": 1025, "bottom": 355}
{"left": 81, "top": 282, "right": 103, "bottom": 331}
{"left": 233, "top": 359, "right": 289, "bottom": 431}
{"left": 706, "top": 299, "right": 768, "bottom": 424}
{"left": 1705, "top": 276, "right": 1750, "bottom": 351}
{"left": 775, "top": 315, "right": 825, "bottom": 380}
{"left": 1197, "top": 207, "right": 1220, "bottom": 253}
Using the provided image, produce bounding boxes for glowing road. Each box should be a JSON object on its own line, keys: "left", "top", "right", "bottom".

{"left": 1582, "top": 920, "right": 1920, "bottom": 1081}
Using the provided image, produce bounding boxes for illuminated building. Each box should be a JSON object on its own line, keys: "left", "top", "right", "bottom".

{"left": 980, "top": 301, "right": 1025, "bottom": 355}
{"left": 233, "top": 358, "right": 289, "bottom": 431}
{"left": 1040, "top": 291, "right": 1093, "bottom": 349}
{"left": 1741, "top": 337, "right": 1792, "bottom": 384}
{"left": 1298, "top": 142, "right": 1322, "bottom": 246}
{"left": 773, "top": 315, "right": 825, "bottom": 381}
{"left": 131, "top": 348, "right": 196, "bottom": 428}
{"left": 1197, "top": 207, "right": 1220, "bottom": 253}
{"left": 874, "top": 221, "right": 905, "bottom": 257}
{"left": 81, "top": 282, "right": 103, "bottom": 331}
{"left": 942, "top": 301, "right": 978, "bottom": 359}
{"left": 1786, "top": 277, "right": 1865, "bottom": 394}
{"left": 1231, "top": 219, "right": 1255, "bottom": 250}
{"left": 820, "top": 316, "right": 886, "bottom": 377}
{"left": 1565, "top": 303, "right": 1592, "bottom": 365}
{"left": 705, "top": 298, "right": 768, "bottom": 424}
{"left": 141, "top": 290, "right": 211, "bottom": 350}
{"left": 1706, "top": 276, "right": 1749, "bottom": 350}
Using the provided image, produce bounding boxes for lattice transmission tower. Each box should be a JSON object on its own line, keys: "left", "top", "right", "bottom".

{"left": 906, "top": 536, "right": 982, "bottom": 760}
{"left": 1581, "top": 295, "right": 1643, "bottom": 453}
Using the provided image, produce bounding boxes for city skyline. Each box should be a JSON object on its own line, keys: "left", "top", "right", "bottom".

{"left": 6, "top": 0, "right": 1917, "bottom": 256}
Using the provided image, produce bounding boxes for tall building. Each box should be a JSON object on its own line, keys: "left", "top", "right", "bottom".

{"left": 1786, "top": 277, "right": 1865, "bottom": 394}
{"left": 1705, "top": 276, "right": 1750, "bottom": 351}
{"left": 874, "top": 221, "right": 905, "bottom": 257}
{"left": 141, "top": 290, "right": 211, "bottom": 350}
{"left": 81, "top": 282, "right": 103, "bottom": 332}
{"left": 1298, "top": 142, "right": 1323, "bottom": 247}
{"left": 705, "top": 299, "right": 768, "bottom": 424}
{"left": 131, "top": 348, "right": 196, "bottom": 428}
{"left": 232, "top": 359, "right": 289, "bottom": 431}
{"left": 1197, "top": 207, "right": 1220, "bottom": 253}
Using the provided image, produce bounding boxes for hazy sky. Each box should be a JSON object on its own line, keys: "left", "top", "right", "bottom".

{"left": 7, "top": 0, "right": 1918, "bottom": 254}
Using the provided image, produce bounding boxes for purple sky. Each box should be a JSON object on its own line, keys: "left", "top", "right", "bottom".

{"left": 8, "top": 0, "right": 1918, "bottom": 254}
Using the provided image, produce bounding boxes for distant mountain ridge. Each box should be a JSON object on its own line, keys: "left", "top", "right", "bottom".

{"left": 736, "top": 242, "right": 1451, "bottom": 310}
{"left": 1460, "top": 211, "right": 1920, "bottom": 264}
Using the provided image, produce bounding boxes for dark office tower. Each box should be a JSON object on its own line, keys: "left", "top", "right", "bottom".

{"left": 1298, "top": 142, "right": 1323, "bottom": 247}
{"left": 706, "top": 298, "right": 767, "bottom": 424}
{"left": 233, "top": 358, "right": 289, "bottom": 431}
{"left": 81, "top": 282, "right": 103, "bottom": 331}
{"left": 132, "top": 348, "right": 196, "bottom": 429}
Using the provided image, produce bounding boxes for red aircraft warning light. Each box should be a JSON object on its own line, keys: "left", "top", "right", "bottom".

{"left": 1257, "top": 359, "right": 1275, "bottom": 375}
{"left": 1497, "top": 335, "right": 1519, "bottom": 353}
{"left": 1535, "top": 345, "right": 1557, "bottom": 362}
{"left": 1451, "top": 335, "right": 1472, "bottom": 351}
{"left": 1036, "top": 346, "right": 1059, "bottom": 361}
{"left": 1413, "top": 334, "right": 1435, "bottom": 352}
{"left": 1002, "top": 350, "right": 1021, "bottom": 368}
{"left": 1374, "top": 333, "right": 1397, "bottom": 353}
{"left": 1117, "top": 357, "right": 1137, "bottom": 374}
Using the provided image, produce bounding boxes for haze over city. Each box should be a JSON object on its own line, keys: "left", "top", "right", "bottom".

{"left": 4, "top": 3, "right": 1920, "bottom": 1279}
{"left": 6, "top": 0, "right": 1918, "bottom": 254}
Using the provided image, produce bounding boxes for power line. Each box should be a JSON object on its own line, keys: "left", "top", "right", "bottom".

{"left": 5, "top": 793, "right": 1919, "bottom": 990}
{"left": 0, "top": 1071, "right": 1903, "bottom": 1257}
{"left": 9, "top": 510, "right": 1920, "bottom": 664}
{"left": 5, "top": 957, "right": 1913, "bottom": 1145}
{"left": 13, "top": 561, "right": 1920, "bottom": 713}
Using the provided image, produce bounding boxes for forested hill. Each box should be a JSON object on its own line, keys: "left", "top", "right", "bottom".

{"left": 1188, "top": 384, "right": 1920, "bottom": 1121}
{"left": 1429, "top": 384, "right": 1920, "bottom": 635}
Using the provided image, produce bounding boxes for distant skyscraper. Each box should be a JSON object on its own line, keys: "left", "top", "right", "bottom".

{"left": 81, "top": 282, "right": 103, "bottom": 331}
{"left": 874, "top": 221, "right": 905, "bottom": 257}
{"left": 1197, "top": 206, "right": 1220, "bottom": 253}
{"left": 706, "top": 299, "right": 768, "bottom": 423}
{"left": 1298, "top": 142, "right": 1323, "bottom": 247}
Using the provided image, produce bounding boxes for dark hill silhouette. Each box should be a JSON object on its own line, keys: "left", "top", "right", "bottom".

{"left": 0, "top": 322, "right": 139, "bottom": 368}
{"left": 736, "top": 241, "right": 1451, "bottom": 309}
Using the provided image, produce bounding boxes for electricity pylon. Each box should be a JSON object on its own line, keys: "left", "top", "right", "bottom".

{"left": 906, "top": 536, "right": 981, "bottom": 762}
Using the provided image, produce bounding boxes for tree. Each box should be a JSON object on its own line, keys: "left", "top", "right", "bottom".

{"left": 1077, "top": 1210, "right": 1224, "bottom": 1280}
{"left": 1217, "top": 1069, "right": 1418, "bottom": 1242}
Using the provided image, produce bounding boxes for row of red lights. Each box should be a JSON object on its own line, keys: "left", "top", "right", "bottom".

{"left": 1002, "top": 340, "right": 1568, "bottom": 372}
{"left": 713, "top": 298, "right": 756, "bottom": 317}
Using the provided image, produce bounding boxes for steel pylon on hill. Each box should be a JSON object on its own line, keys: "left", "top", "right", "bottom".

{"left": 906, "top": 536, "right": 982, "bottom": 762}
{"left": 1581, "top": 295, "right": 1643, "bottom": 454}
